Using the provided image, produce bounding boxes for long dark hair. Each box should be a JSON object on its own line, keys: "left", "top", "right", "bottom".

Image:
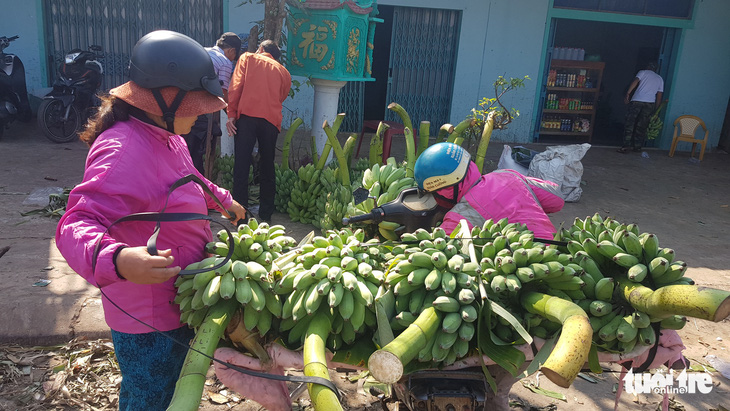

{"left": 79, "top": 94, "right": 131, "bottom": 146}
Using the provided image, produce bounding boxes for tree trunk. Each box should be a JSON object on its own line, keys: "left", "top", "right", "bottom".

{"left": 263, "top": 0, "right": 287, "bottom": 45}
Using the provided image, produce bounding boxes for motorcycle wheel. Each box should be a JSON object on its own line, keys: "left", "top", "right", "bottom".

{"left": 37, "top": 99, "right": 81, "bottom": 143}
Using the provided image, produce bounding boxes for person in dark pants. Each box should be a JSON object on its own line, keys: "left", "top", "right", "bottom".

{"left": 183, "top": 32, "right": 242, "bottom": 175}
{"left": 225, "top": 40, "right": 291, "bottom": 222}
{"left": 618, "top": 61, "right": 664, "bottom": 153}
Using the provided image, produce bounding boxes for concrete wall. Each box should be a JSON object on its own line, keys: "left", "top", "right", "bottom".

{"left": 4, "top": 1, "right": 46, "bottom": 98}
{"left": 228, "top": 0, "right": 551, "bottom": 140}
{"left": 662, "top": 0, "right": 730, "bottom": 150}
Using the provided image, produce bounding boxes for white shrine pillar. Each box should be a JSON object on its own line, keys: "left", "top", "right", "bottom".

{"left": 310, "top": 78, "right": 347, "bottom": 161}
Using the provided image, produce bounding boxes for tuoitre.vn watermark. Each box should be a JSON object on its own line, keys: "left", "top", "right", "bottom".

{"left": 623, "top": 368, "right": 713, "bottom": 395}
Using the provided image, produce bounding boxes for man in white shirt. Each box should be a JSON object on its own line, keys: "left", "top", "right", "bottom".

{"left": 183, "top": 32, "right": 241, "bottom": 174}
{"left": 618, "top": 61, "right": 664, "bottom": 153}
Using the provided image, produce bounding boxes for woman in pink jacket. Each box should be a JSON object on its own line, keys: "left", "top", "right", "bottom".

{"left": 55, "top": 30, "right": 246, "bottom": 410}
{"left": 414, "top": 142, "right": 564, "bottom": 239}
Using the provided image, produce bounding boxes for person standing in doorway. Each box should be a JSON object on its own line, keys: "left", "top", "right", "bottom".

{"left": 618, "top": 61, "right": 664, "bottom": 153}
{"left": 183, "top": 32, "right": 242, "bottom": 175}
{"left": 225, "top": 40, "right": 291, "bottom": 223}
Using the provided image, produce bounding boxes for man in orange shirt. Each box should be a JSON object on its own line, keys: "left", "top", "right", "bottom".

{"left": 226, "top": 40, "right": 291, "bottom": 222}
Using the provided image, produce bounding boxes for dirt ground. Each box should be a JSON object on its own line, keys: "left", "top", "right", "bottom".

{"left": 1, "top": 118, "right": 729, "bottom": 410}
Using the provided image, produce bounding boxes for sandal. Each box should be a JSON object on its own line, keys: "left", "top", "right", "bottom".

{"left": 616, "top": 147, "right": 630, "bottom": 154}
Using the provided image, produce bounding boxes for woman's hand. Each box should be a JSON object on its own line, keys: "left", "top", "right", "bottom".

{"left": 115, "top": 246, "right": 180, "bottom": 284}
{"left": 223, "top": 200, "right": 247, "bottom": 225}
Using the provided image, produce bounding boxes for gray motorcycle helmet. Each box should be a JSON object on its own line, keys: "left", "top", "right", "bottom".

{"left": 128, "top": 30, "right": 223, "bottom": 98}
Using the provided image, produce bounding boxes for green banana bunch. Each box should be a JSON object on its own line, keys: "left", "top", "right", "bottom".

{"left": 215, "top": 154, "right": 235, "bottom": 191}
{"left": 544, "top": 213, "right": 697, "bottom": 353}
{"left": 382, "top": 226, "right": 483, "bottom": 366}
{"left": 320, "top": 185, "right": 355, "bottom": 232}
{"left": 176, "top": 218, "right": 296, "bottom": 336}
{"left": 275, "top": 227, "right": 384, "bottom": 351}
{"left": 286, "top": 163, "right": 324, "bottom": 224}
{"left": 353, "top": 158, "right": 416, "bottom": 216}
{"left": 274, "top": 164, "right": 298, "bottom": 213}
{"left": 311, "top": 166, "right": 340, "bottom": 230}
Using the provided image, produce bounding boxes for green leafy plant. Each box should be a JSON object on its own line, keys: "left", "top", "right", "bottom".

{"left": 461, "top": 75, "right": 530, "bottom": 151}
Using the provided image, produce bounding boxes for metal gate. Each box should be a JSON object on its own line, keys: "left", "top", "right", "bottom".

{"left": 385, "top": 6, "right": 461, "bottom": 136}
{"left": 337, "top": 6, "right": 461, "bottom": 135}
{"left": 337, "top": 81, "right": 364, "bottom": 133}
{"left": 42, "top": 0, "right": 224, "bottom": 90}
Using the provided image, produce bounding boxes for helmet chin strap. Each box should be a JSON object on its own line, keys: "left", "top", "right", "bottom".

{"left": 150, "top": 88, "right": 187, "bottom": 133}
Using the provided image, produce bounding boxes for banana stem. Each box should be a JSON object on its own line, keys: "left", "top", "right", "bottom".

{"left": 281, "top": 118, "right": 303, "bottom": 171}
{"left": 616, "top": 279, "right": 730, "bottom": 322}
{"left": 520, "top": 292, "right": 591, "bottom": 388}
{"left": 342, "top": 134, "right": 358, "bottom": 170}
{"left": 323, "top": 120, "right": 351, "bottom": 187}
{"left": 368, "top": 306, "right": 442, "bottom": 384}
{"left": 166, "top": 299, "right": 238, "bottom": 411}
{"left": 225, "top": 309, "right": 271, "bottom": 364}
{"left": 387, "top": 102, "right": 414, "bottom": 136}
{"left": 436, "top": 123, "right": 454, "bottom": 143}
{"left": 316, "top": 139, "right": 333, "bottom": 170}
{"left": 311, "top": 135, "right": 319, "bottom": 165}
{"left": 369, "top": 122, "right": 388, "bottom": 166}
{"left": 447, "top": 118, "right": 476, "bottom": 146}
{"left": 303, "top": 314, "right": 343, "bottom": 411}
{"left": 475, "top": 112, "right": 496, "bottom": 174}
{"left": 417, "top": 121, "right": 430, "bottom": 158}
{"left": 403, "top": 127, "right": 416, "bottom": 178}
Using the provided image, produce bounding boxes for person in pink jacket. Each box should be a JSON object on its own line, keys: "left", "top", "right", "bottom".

{"left": 414, "top": 142, "right": 564, "bottom": 239}
{"left": 55, "top": 30, "right": 246, "bottom": 410}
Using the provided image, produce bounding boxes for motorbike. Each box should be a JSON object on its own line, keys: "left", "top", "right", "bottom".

{"left": 37, "top": 44, "right": 103, "bottom": 143}
{"left": 0, "top": 35, "right": 32, "bottom": 139}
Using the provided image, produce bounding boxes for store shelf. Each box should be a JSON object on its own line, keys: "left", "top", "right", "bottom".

{"left": 539, "top": 130, "right": 591, "bottom": 136}
{"left": 543, "top": 109, "right": 593, "bottom": 114}
{"left": 546, "top": 87, "right": 598, "bottom": 92}
{"left": 539, "top": 60, "right": 604, "bottom": 142}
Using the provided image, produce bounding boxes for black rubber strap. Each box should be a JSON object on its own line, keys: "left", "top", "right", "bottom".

{"left": 632, "top": 322, "right": 663, "bottom": 373}
{"left": 151, "top": 88, "right": 187, "bottom": 132}
{"left": 91, "top": 174, "right": 235, "bottom": 278}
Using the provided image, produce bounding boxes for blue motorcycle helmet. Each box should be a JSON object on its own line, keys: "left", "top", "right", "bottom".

{"left": 414, "top": 142, "right": 471, "bottom": 205}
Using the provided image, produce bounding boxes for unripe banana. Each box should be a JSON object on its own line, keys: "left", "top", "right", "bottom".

{"left": 442, "top": 312, "right": 463, "bottom": 334}
{"left": 338, "top": 289, "right": 355, "bottom": 321}
{"left": 640, "top": 233, "right": 659, "bottom": 262}
{"left": 589, "top": 300, "right": 613, "bottom": 317}
{"left": 424, "top": 269, "right": 443, "bottom": 291}
{"left": 598, "top": 314, "right": 623, "bottom": 342}
{"left": 219, "top": 271, "right": 236, "bottom": 300}
{"left": 597, "top": 240, "right": 624, "bottom": 259}
{"left": 649, "top": 257, "right": 669, "bottom": 280}
{"left": 627, "top": 263, "right": 648, "bottom": 282}
{"left": 432, "top": 296, "right": 460, "bottom": 313}
{"left": 202, "top": 275, "right": 222, "bottom": 307}
{"left": 440, "top": 271, "right": 457, "bottom": 295}
{"left": 613, "top": 252, "right": 640, "bottom": 268}
{"left": 460, "top": 304, "right": 478, "bottom": 323}
{"left": 654, "top": 261, "right": 687, "bottom": 285}
{"left": 248, "top": 280, "right": 267, "bottom": 312}
{"left": 616, "top": 315, "right": 638, "bottom": 343}
{"left": 660, "top": 314, "right": 687, "bottom": 330}
{"left": 638, "top": 325, "right": 657, "bottom": 345}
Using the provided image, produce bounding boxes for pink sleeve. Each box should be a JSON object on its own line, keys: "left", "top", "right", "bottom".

{"left": 55, "top": 140, "right": 132, "bottom": 288}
